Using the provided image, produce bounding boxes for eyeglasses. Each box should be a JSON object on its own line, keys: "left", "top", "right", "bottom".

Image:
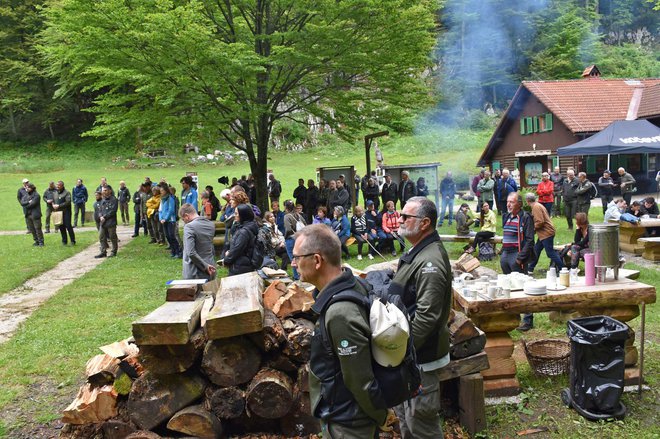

{"left": 400, "top": 213, "right": 422, "bottom": 221}
{"left": 292, "top": 253, "right": 317, "bottom": 262}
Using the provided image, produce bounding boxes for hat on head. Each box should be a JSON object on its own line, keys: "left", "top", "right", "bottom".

{"left": 604, "top": 170, "right": 611, "bottom": 174}
{"left": 220, "top": 189, "right": 231, "bottom": 199}
{"left": 22, "top": 178, "right": 29, "bottom": 183}
{"left": 370, "top": 301, "right": 410, "bottom": 367}
{"left": 366, "top": 199, "right": 374, "bottom": 206}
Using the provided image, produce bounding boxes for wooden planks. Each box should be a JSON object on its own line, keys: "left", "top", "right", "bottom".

{"left": 205, "top": 272, "right": 264, "bottom": 339}
{"left": 132, "top": 299, "right": 205, "bottom": 345}
{"left": 436, "top": 352, "right": 489, "bottom": 382}
{"left": 638, "top": 237, "right": 660, "bottom": 262}
{"left": 458, "top": 374, "right": 486, "bottom": 436}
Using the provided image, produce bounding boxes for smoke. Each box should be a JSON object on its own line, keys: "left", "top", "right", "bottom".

{"left": 424, "top": 0, "right": 549, "bottom": 127}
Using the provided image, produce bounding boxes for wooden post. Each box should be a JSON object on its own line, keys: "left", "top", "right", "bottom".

{"left": 458, "top": 373, "right": 486, "bottom": 436}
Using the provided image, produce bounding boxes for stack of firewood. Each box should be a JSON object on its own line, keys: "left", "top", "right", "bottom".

{"left": 61, "top": 272, "right": 321, "bottom": 438}
{"left": 61, "top": 268, "right": 489, "bottom": 438}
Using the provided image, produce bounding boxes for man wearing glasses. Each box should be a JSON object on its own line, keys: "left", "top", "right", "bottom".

{"left": 293, "top": 224, "right": 390, "bottom": 438}
{"left": 388, "top": 196, "right": 452, "bottom": 438}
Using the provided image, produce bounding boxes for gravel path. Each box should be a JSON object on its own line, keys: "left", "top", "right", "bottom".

{"left": 0, "top": 226, "right": 134, "bottom": 343}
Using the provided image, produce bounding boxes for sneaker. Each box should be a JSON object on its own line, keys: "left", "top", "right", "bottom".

{"left": 94, "top": 253, "right": 107, "bottom": 259}
{"left": 357, "top": 254, "right": 363, "bottom": 261}
{"left": 517, "top": 323, "right": 533, "bottom": 332}
{"left": 368, "top": 254, "right": 374, "bottom": 260}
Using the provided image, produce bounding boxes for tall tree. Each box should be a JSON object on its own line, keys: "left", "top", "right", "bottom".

{"left": 41, "top": 0, "right": 436, "bottom": 210}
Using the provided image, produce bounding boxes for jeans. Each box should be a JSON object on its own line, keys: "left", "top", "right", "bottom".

{"left": 541, "top": 202, "right": 553, "bottom": 215}
{"left": 163, "top": 221, "right": 180, "bottom": 256}
{"left": 74, "top": 202, "right": 85, "bottom": 227}
{"left": 528, "top": 236, "right": 564, "bottom": 272}
{"left": 439, "top": 197, "right": 454, "bottom": 225}
{"left": 285, "top": 237, "right": 298, "bottom": 280}
{"left": 600, "top": 195, "right": 613, "bottom": 215}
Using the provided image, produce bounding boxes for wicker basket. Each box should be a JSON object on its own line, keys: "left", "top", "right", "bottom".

{"left": 522, "top": 339, "right": 570, "bottom": 377}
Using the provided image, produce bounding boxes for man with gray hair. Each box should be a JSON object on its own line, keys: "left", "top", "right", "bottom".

{"left": 389, "top": 196, "right": 452, "bottom": 438}
{"left": 617, "top": 167, "right": 636, "bottom": 206}
{"left": 575, "top": 172, "right": 594, "bottom": 215}
{"left": 562, "top": 169, "right": 579, "bottom": 230}
{"left": 179, "top": 203, "right": 216, "bottom": 280}
{"left": 398, "top": 170, "right": 417, "bottom": 209}
{"left": 294, "top": 224, "right": 391, "bottom": 438}
{"left": 501, "top": 192, "right": 535, "bottom": 276}
{"left": 550, "top": 166, "right": 564, "bottom": 217}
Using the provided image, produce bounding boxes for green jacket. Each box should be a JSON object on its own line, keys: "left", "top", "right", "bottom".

{"left": 308, "top": 270, "right": 387, "bottom": 428}
{"left": 390, "top": 231, "right": 452, "bottom": 367}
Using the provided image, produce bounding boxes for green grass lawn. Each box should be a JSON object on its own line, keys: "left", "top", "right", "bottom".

{"left": 0, "top": 231, "right": 99, "bottom": 297}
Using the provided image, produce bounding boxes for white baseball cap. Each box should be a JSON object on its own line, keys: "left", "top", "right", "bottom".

{"left": 22, "top": 178, "right": 29, "bottom": 183}
{"left": 370, "top": 300, "right": 409, "bottom": 367}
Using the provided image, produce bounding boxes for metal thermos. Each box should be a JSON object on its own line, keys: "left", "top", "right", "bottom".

{"left": 589, "top": 223, "right": 620, "bottom": 280}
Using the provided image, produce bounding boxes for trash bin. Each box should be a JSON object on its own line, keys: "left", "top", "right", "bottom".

{"left": 561, "top": 315, "right": 628, "bottom": 421}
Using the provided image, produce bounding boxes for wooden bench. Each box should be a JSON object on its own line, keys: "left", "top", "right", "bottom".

{"left": 637, "top": 237, "right": 660, "bottom": 262}
{"left": 438, "top": 235, "right": 503, "bottom": 244}
{"left": 615, "top": 219, "right": 660, "bottom": 255}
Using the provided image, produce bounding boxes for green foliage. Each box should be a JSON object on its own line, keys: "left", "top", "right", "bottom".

{"left": 595, "top": 43, "right": 660, "bottom": 78}
{"left": 40, "top": 0, "right": 437, "bottom": 209}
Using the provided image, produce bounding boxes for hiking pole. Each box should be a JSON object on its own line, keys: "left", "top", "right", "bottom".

{"left": 366, "top": 239, "right": 388, "bottom": 262}
{"left": 392, "top": 231, "right": 407, "bottom": 252}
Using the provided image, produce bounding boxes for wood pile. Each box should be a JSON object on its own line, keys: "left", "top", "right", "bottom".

{"left": 61, "top": 270, "right": 488, "bottom": 438}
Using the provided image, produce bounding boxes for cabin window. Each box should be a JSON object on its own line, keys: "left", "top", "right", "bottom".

{"left": 520, "top": 113, "right": 553, "bottom": 135}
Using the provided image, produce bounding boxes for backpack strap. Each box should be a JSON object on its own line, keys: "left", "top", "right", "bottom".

{"left": 318, "top": 289, "right": 371, "bottom": 356}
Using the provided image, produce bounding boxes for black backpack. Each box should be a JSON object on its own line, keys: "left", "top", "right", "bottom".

{"left": 319, "top": 280, "right": 422, "bottom": 409}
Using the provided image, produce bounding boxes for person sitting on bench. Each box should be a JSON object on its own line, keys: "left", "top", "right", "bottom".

{"left": 455, "top": 203, "right": 476, "bottom": 237}
{"left": 466, "top": 202, "right": 496, "bottom": 258}
{"left": 560, "top": 212, "right": 590, "bottom": 269}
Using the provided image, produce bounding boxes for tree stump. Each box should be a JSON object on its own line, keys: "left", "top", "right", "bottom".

{"left": 167, "top": 404, "right": 223, "bottom": 438}
{"left": 206, "top": 387, "right": 245, "bottom": 420}
{"left": 246, "top": 368, "right": 294, "bottom": 419}
{"left": 201, "top": 338, "right": 261, "bottom": 387}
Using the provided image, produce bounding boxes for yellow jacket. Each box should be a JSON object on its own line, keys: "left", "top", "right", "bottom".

{"left": 146, "top": 193, "right": 161, "bottom": 218}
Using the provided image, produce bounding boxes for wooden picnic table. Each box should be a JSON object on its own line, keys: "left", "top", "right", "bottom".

{"left": 638, "top": 237, "right": 660, "bottom": 261}
{"left": 453, "top": 276, "right": 656, "bottom": 397}
{"left": 616, "top": 218, "right": 660, "bottom": 255}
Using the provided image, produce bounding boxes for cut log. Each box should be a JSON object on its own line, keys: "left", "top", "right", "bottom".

{"left": 471, "top": 313, "right": 520, "bottom": 333}
{"left": 624, "top": 367, "right": 643, "bottom": 386}
{"left": 85, "top": 354, "right": 121, "bottom": 386}
{"left": 458, "top": 374, "right": 486, "bottom": 436}
{"left": 263, "top": 280, "right": 288, "bottom": 311}
{"left": 125, "top": 432, "right": 162, "bottom": 439}
{"left": 262, "top": 309, "right": 287, "bottom": 352}
{"left": 480, "top": 357, "right": 516, "bottom": 380}
{"left": 449, "top": 311, "right": 480, "bottom": 345}
{"left": 482, "top": 377, "right": 521, "bottom": 397}
{"left": 297, "top": 364, "right": 310, "bottom": 393}
{"left": 138, "top": 328, "right": 206, "bottom": 374}
{"left": 483, "top": 332, "right": 514, "bottom": 359}
{"left": 457, "top": 254, "right": 480, "bottom": 272}
{"left": 166, "top": 284, "right": 200, "bottom": 301}
{"left": 102, "top": 420, "right": 136, "bottom": 439}
{"left": 273, "top": 283, "right": 315, "bottom": 319}
{"left": 206, "top": 386, "right": 246, "bottom": 420}
{"left": 282, "top": 319, "right": 315, "bottom": 363}
{"left": 265, "top": 352, "right": 299, "bottom": 374}
{"left": 128, "top": 371, "right": 207, "bottom": 431}
{"left": 99, "top": 338, "right": 139, "bottom": 360}
{"left": 280, "top": 387, "right": 321, "bottom": 437}
{"left": 201, "top": 338, "right": 261, "bottom": 387}
{"left": 625, "top": 345, "right": 638, "bottom": 367}
{"left": 450, "top": 328, "right": 486, "bottom": 359}
{"left": 436, "top": 352, "right": 490, "bottom": 382}
{"left": 167, "top": 404, "right": 223, "bottom": 438}
{"left": 205, "top": 272, "right": 264, "bottom": 339}
{"left": 62, "top": 384, "right": 118, "bottom": 425}
{"left": 246, "top": 368, "right": 295, "bottom": 419}
{"left": 132, "top": 298, "right": 204, "bottom": 345}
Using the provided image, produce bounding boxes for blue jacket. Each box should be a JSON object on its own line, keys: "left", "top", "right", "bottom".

{"left": 72, "top": 185, "right": 88, "bottom": 204}
{"left": 182, "top": 187, "right": 198, "bottom": 211}
{"left": 274, "top": 211, "right": 286, "bottom": 235}
{"left": 497, "top": 177, "right": 517, "bottom": 201}
{"left": 159, "top": 194, "right": 176, "bottom": 222}
{"left": 332, "top": 215, "right": 351, "bottom": 238}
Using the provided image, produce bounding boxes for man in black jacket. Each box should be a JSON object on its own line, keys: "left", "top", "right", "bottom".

{"left": 21, "top": 183, "right": 44, "bottom": 246}
{"left": 53, "top": 181, "right": 76, "bottom": 245}
{"left": 381, "top": 174, "right": 397, "bottom": 210}
{"left": 117, "top": 181, "right": 131, "bottom": 226}
{"left": 72, "top": 178, "right": 88, "bottom": 228}
{"left": 18, "top": 178, "right": 30, "bottom": 233}
{"left": 223, "top": 204, "right": 259, "bottom": 275}
{"left": 293, "top": 178, "right": 307, "bottom": 212}
{"left": 43, "top": 181, "right": 57, "bottom": 233}
{"left": 398, "top": 171, "right": 416, "bottom": 209}
{"left": 96, "top": 187, "right": 119, "bottom": 258}
{"left": 268, "top": 173, "right": 282, "bottom": 205}
{"left": 304, "top": 179, "right": 319, "bottom": 224}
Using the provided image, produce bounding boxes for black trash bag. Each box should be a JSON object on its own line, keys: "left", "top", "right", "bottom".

{"left": 567, "top": 316, "right": 628, "bottom": 414}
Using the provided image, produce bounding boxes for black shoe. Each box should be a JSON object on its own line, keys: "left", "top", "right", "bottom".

{"left": 131, "top": 234, "right": 138, "bottom": 238}
{"left": 33, "top": 242, "right": 39, "bottom": 246}
{"left": 108, "top": 252, "right": 117, "bottom": 258}
{"left": 517, "top": 323, "right": 533, "bottom": 332}
{"left": 94, "top": 253, "right": 107, "bottom": 258}
{"left": 71, "top": 241, "right": 76, "bottom": 245}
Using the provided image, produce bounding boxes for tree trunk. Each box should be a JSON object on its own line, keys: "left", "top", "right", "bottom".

{"left": 167, "top": 404, "right": 223, "bottom": 438}
{"left": 246, "top": 368, "right": 294, "bottom": 419}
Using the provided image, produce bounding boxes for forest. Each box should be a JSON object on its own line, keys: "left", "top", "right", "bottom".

{"left": 0, "top": 0, "right": 658, "bottom": 143}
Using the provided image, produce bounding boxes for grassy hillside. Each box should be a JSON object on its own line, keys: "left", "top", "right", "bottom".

{"left": 0, "top": 127, "right": 492, "bottom": 231}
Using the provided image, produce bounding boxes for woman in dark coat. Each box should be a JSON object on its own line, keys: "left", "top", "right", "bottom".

{"left": 223, "top": 204, "right": 259, "bottom": 275}
{"left": 363, "top": 177, "right": 380, "bottom": 211}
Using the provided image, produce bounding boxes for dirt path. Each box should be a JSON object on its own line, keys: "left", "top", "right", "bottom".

{"left": 0, "top": 226, "right": 134, "bottom": 343}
